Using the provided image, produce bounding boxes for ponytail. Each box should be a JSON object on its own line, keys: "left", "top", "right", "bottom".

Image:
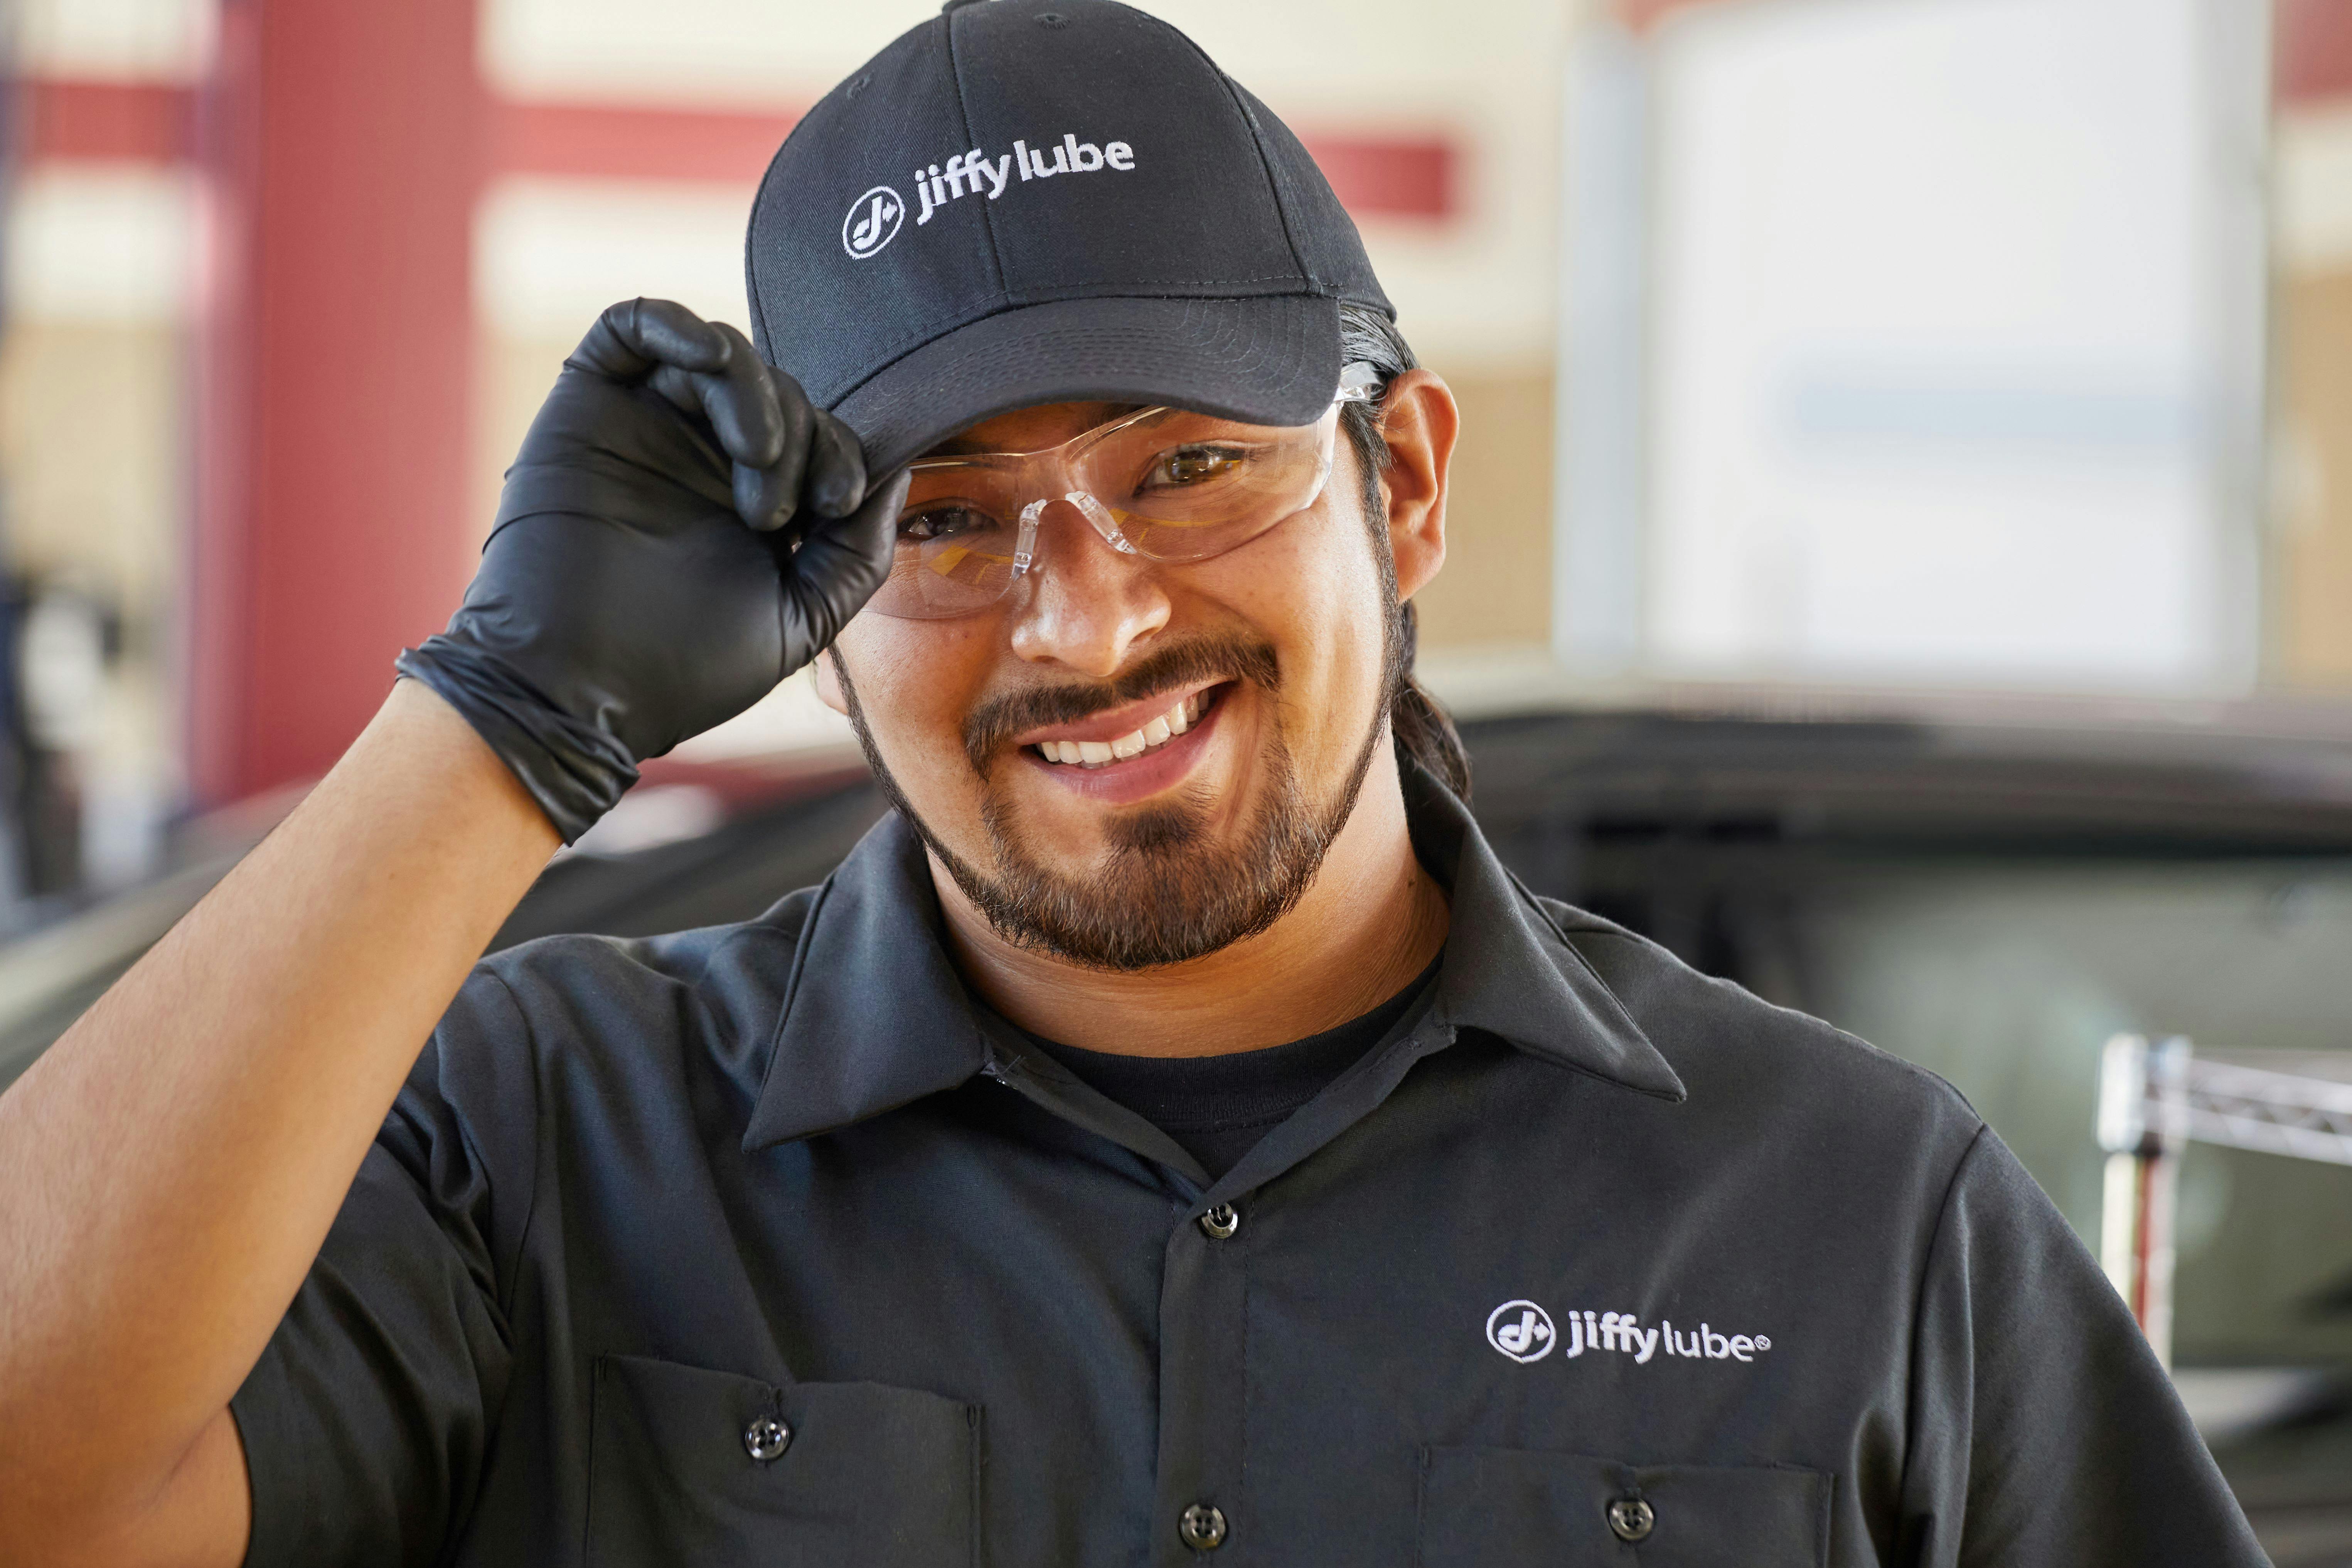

{"left": 1335, "top": 302, "right": 1473, "bottom": 803}
{"left": 1389, "top": 597, "right": 1471, "bottom": 801}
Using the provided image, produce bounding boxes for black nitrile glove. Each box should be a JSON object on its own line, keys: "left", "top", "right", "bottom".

{"left": 397, "top": 298, "right": 908, "bottom": 842}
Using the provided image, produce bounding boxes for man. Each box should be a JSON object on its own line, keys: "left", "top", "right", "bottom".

{"left": 0, "top": 3, "right": 2266, "bottom": 1565}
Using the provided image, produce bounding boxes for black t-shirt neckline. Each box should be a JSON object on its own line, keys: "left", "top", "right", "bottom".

{"left": 1002, "top": 955, "right": 1444, "bottom": 1181}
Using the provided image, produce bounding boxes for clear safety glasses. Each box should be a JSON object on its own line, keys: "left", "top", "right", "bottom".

{"left": 866, "top": 364, "right": 1382, "bottom": 620}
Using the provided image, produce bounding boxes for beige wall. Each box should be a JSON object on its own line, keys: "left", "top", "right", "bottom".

{"left": 2272, "top": 102, "right": 2352, "bottom": 690}
{"left": 1414, "top": 365, "right": 1555, "bottom": 650}
{"left": 0, "top": 322, "right": 182, "bottom": 630}
{"left": 2274, "top": 269, "right": 2352, "bottom": 687}
{"left": 0, "top": 320, "right": 184, "bottom": 819}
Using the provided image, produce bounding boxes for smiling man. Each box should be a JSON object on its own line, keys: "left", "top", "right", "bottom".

{"left": 0, "top": 3, "right": 2267, "bottom": 1566}
{"left": 821, "top": 372, "right": 1456, "bottom": 1051}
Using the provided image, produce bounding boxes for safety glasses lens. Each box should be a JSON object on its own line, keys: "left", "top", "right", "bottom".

{"left": 873, "top": 502, "right": 1023, "bottom": 619}
{"left": 863, "top": 409, "right": 1336, "bottom": 620}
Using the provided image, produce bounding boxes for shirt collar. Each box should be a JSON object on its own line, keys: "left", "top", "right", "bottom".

{"left": 741, "top": 810, "right": 991, "bottom": 1151}
{"left": 743, "top": 763, "right": 1681, "bottom": 1152}
{"left": 1399, "top": 761, "right": 1685, "bottom": 1101}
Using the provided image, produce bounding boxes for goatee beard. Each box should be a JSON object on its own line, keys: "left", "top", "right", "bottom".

{"left": 837, "top": 631, "right": 1398, "bottom": 972}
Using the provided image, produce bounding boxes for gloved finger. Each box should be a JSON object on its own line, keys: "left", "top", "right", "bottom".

{"left": 735, "top": 455, "right": 793, "bottom": 533}
{"left": 697, "top": 324, "right": 788, "bottom": 474}
{"left": 805, "top": 409, "right": 869, "bottom": 519}
{"left": 779, "top": 469, "right": 909, "bottom": 658}
{"left": 586, "top": 312, "right": 783, "bottom": 487}
{"left": 762, "top": 359, "right": 828, "bottom": 531}
{"left": 645, "top": 361, "right": 710, "bottom": 423}
{"left": 568, "top": 297, "right": 731, "bottom": 382}
{"left": 733, "top": 360, "right": 819, "bottom": 532}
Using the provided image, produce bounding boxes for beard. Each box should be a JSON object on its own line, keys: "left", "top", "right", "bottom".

{"left": 835, "top": 616, "right": 1403, "bottom": 973}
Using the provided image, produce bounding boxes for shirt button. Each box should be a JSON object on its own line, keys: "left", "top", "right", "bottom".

{"left": 1197, "top": 1202, "right": 1240, "bottom": 1240}
{"left": 1607, "top": 1496, "right": 1654, "bottom": 1542}
{"left": 1178, "top": 1502, "right": 1228, "bottom": 1551}
{"left": 742, "top": 1416, "right": 792, "bottom": 1462}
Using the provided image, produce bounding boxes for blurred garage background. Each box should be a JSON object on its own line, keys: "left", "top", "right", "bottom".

{"left": 8, "top": 0, "right": 2352, "bottom": 1556}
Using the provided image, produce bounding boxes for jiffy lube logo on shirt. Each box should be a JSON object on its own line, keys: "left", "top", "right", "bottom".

{"left": 841, "top": 133, "right": 1138, "bottom": 259}
{"left": 1486, "top": 1300, "right": 1556, "bottom": 1363}
{"left": 1484, "top": 1299, "right": 1772, "bottom": 1366}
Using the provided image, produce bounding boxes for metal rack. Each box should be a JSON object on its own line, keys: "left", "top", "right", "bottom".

{"left": 2097, "top": 1035, "right": 2352, "bottom": 1366}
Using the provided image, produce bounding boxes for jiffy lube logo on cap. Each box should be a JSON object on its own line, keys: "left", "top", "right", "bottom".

{"left": 842, "top": 186, "right": 908, "bottom": 259}
{"left": 842, "top": 133, "right": 1137, "bottom": 259}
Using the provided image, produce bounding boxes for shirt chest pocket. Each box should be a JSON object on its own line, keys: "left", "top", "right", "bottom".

{"left": 1417, "top": 1446, "right": 1828, "bottom": 1567}
{"left": 586, "top": 1354, "right": 980, "bottom": 1568}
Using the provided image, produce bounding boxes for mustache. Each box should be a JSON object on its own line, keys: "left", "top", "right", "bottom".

{"left": 963, "top": 635, "right": 1282, "bottom": 775}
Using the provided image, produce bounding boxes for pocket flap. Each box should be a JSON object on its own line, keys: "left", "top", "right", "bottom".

{"left": 1419, "top": 1445, "right": 1828, "bottom": 1566}
{"left": 588, "top": 1354, "right": 979, "bottom": 1567}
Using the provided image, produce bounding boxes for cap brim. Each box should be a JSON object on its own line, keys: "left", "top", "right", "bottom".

{"left": 827, "top": 293, "right": 1341, "bottom": 475}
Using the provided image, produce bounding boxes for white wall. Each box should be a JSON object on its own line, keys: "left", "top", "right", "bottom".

{"left": 1593, "top": 0, "right": 2269, "bottom": 697}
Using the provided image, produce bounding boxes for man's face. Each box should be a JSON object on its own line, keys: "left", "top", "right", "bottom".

{"left": 823, "top": 398, "right": 1403, "bottom": 971}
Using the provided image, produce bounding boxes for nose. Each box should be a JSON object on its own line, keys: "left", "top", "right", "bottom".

{"left": 1007, "top": 496, "right": 1171, "bottom": 677}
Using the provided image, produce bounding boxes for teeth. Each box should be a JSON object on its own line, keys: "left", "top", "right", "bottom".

{"left": 1036, "top": 688, "right": 1217, "bottom": 768}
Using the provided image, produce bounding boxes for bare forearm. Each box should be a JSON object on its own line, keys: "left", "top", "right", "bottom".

{"left": 0, "top": 679, "right": 559, "bottom": 1547}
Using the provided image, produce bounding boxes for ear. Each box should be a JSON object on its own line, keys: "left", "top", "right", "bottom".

{"left": 1371, "top": 368, "right": 1456, "bottom": 602}
{"left": 813, "top": 648, "right": 849, "bottom": 715}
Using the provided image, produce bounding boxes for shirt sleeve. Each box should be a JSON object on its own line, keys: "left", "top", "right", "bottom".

{"left": 1897, "top": 1124, "right": 2268, "bottom": 1567}
{"left": 229, "top": 970, "right": 540, "bottom": 1568}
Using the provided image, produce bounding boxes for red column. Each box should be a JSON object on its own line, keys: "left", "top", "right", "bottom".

{"left": 2280, "top": 0, "right": 2352, "bottom": 106}
{"left": 190, "top": 0, "right": 483, "bottom": 805}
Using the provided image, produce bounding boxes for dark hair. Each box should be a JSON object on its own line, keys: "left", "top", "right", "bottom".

{"left": 1334, "top": 301, "right": 1472, "bottom": 802}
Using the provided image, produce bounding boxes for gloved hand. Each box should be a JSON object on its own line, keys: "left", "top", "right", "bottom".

{"left": 397, "top": 298, "right": 908, "bottom": 843}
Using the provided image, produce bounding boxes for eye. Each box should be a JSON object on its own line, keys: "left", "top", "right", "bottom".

{"left": 898, "top": 504, "right": 994, "bottom": 543}
{"left": 1141, "top": 443, "right": 1248, "bottom": 490}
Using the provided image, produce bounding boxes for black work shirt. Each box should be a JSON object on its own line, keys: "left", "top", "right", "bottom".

{"left": 230, "top": 766, "right": 2265, "bottom": 1567}
{"left": 1014, "top": 957, "right": 1440, "bottom": 1179}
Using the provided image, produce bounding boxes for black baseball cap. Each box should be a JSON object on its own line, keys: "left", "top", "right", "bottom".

{"left": 744, "top": 0, "right": 1393, "bottom": 475}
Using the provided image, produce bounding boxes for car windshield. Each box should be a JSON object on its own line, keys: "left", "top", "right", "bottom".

{"left": 1769, "top": 857, "right": 2352, "bottom": 1369}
